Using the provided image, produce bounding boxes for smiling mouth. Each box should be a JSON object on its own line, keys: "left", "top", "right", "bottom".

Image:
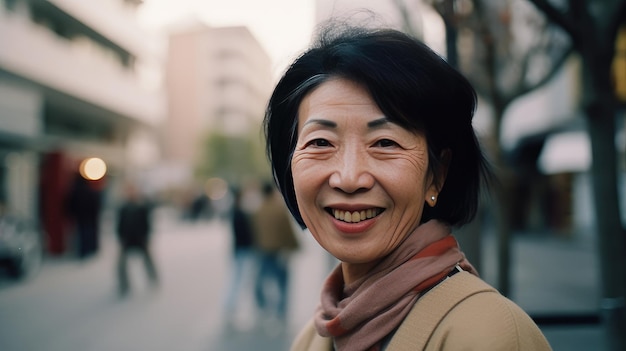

{"left": 326, "top": 208, "right": 384, "bottom": 223}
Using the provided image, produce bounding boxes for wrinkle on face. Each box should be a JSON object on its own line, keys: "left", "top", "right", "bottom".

{"left": 290, "top": 78, "right": 438, "bottom": 283}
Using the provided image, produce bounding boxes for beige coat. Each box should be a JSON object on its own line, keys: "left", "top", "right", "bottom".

{"left": 291, "top": 272, "right": 552, "bottom": 351}
{"left": 253, "top": 193, "right": 299, "bottom": 253}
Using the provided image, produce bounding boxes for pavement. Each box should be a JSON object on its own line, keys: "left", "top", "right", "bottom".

{"left": 0, "top": 206, "right": 607, "bottom": 351}
{"left": 480, "top": 228, "right": 607, "bottom": 351}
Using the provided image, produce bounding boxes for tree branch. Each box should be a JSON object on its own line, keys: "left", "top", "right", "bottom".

{"left": 526, "top": 0, "right": 579, "bottom": 40}
{"left": 516, "top": 44, "right": 574, "bottom": 99}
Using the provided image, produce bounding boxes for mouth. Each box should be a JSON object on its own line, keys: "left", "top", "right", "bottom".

{"left": 325, "top": 207, "right": 384, "bottom": 223}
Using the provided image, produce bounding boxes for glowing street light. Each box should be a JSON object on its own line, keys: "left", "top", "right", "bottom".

{"left": 79, "top": 157, "right": 107, "bottom": 181}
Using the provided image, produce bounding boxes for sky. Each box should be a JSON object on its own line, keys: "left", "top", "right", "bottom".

{"left": 137, "top": 0, "right": 317, "bottom": 76}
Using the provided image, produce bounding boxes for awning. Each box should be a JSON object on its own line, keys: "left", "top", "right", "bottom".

{"left": 537, "top": 131, "right": 591, "bottom": 174}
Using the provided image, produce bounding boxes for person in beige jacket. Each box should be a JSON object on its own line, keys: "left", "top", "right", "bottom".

{"left": 262, "top": 19, "right": 552, "bottom": 351}
{"left": 252, "top": 181, "right": 299, "bottom": 326}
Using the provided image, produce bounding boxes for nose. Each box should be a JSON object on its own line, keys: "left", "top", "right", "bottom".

{"left": 328, "top": 146, "right": 375, "bottom": 194}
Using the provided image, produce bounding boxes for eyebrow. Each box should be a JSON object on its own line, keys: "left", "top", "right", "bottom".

{"left": 302, "top": 119, "right": 337, "bottom": 128}
{"left": 302, "top": 116, "right": 390, "bottom": 129}
{"left": 367, "top": 117, "right": 390, "bottom": 129}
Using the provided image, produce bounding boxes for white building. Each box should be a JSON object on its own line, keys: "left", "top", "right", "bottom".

{"left": 0, "top": 0, "right": 164, "bottom": 254}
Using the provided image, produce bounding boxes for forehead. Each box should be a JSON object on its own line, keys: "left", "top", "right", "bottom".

{"left": 298, "top": 78, "right": 380, "bottom": 120}
{"left": 304, "top": 78, "right": 372, "bottom": 104}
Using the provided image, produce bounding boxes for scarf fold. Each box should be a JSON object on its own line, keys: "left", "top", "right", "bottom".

{"left": 314, "top": 220, "right": 478, "bottom": 351}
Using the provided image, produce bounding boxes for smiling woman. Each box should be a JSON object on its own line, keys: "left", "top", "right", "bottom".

{"left": 263, "top": 21, "right": 553, "bottom": 351}
{"left": 292, "top": 78, "right": 435, "bottom": 277}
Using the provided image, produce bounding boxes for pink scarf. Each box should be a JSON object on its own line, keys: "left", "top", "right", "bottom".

{"left": 314, "top": 220, "right": 478, "bottom": 351}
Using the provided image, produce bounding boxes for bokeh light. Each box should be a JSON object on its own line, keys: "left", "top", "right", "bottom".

{"left": 205, "top": 177, "right": 228, "bottom": 200}
{"left": 79, "top": 157, "right": 107, "bottom": 180}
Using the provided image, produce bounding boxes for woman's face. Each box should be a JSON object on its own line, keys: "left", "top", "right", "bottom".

{"left": 291, "top": 78, "right": 439, "bottom": 281}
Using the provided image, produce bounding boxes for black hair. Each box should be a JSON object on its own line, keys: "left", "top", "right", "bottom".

{"left": 263, "top": 23, "right": 492, "bottom": 228}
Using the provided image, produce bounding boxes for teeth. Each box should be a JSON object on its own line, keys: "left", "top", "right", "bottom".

{"left": 332, "top": 208, "right": 381, "bottom": 223}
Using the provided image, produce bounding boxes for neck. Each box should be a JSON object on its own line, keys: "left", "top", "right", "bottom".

{"left": 341, "top": 260, "right": 380, "bottom": 285}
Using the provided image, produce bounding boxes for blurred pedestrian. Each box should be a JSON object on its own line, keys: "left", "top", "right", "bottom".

{"left": 222, "top": 186, "right": 256, "bottom": 329}
{"left": 188, "top": 190, "right": 209, "bottom": 222}
{"left": 252, "top": 181, "right": 300, "bottom": 327}
{"left": 116, "top": 182, "right": 158, "bottom": 297}
{"left": 66, "top": 172, "right": 103, "bottom": 259}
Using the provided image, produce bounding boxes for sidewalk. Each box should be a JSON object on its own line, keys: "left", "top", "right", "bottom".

{"left": 205, "top": 221, "right": 608, "bottom": 351}
{"left": 480, "top": 228, "right": 606, "bottom": 351}
{"left": 0, "top": 208, "right": 608, "bottom": 351}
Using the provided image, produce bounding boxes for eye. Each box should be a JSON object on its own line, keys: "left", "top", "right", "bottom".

{"left": 375, "top": 139, "right": 398, "bottom": 148}
{"left": 306, "top": 138, "right": 331, "bottom": 147}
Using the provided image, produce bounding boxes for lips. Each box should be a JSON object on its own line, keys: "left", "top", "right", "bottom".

{"left": 328, "top": 208, "right": 383, "bottom": 223}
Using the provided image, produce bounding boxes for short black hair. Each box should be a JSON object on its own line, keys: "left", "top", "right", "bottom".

{"left": 263, "top": 23, "right": 491, "bottom": 228}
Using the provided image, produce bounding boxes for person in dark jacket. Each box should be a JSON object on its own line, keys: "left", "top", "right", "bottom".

{"left": 222, "top": 186, "right": 256, "bottom": 329}
{"left": 116, "top": 182, "right": 158, "bottom": 297}
{"left": 66, "top": 172, "right": 103, "bottom": 259}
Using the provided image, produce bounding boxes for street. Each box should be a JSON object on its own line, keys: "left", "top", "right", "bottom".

{"left": 0, "top": 207, "right": 329, "bottom": 351}
{"left": 0, "top": 206, "right": 606, "bottom": 351}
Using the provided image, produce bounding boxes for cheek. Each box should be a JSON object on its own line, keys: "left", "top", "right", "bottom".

{"left": 291, "top": 154, "right": 330, "bottom": 193}
{"left": 291, "top": 161, "right": 306, "bottom": 193}
{"left": 291, "top": 161, "right": 316, "bottom": 212}
{"left": 380, "top": 160, "right": 429, "bottom": 192}
{"left": 379, "top": 159, "right": 430, "bottom": 215}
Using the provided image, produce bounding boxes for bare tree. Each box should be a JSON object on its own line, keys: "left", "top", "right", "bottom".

{"left": 415, "top": 0, "right": 572, "bottom": 297}
{"left": 525, "top": 1, "right": 626, "bottom": 350}
{"left": 399, "top": 0, "right": 626, "bottom": 348}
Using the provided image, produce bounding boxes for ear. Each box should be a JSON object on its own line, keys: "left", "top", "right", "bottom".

{"left": 424, "top": 149, "right": 451, "bottom": 207}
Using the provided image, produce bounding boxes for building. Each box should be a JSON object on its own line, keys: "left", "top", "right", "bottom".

{"left": 0, "top": 0, "right": 164, "bottom": 255}
{"left": 163, "top": 23, "right": 273, "bottom": 188}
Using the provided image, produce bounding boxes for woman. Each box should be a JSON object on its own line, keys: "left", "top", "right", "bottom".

{"left": 263, "top": 23, "right": 551, "bottom": 351}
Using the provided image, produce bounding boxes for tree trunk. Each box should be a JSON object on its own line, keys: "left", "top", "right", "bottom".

{"left": 583, "top": 61, "right": 626, "bottom": 351}
{"left": 445, "top": 22, "right": 459, "bottom": 68}
{"left": 489, "top": 100, "right": 514, "bottom": 298}
{"left": 586, "top": 110, "right": 626, "bottom": 351}
{"left": 495, "top": 164, "right": 514, "bottom": 298}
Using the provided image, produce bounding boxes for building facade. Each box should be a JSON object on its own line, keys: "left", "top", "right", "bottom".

{"left": 163, "top": 23, "right": 273, "bottom": 186}
{"left": 0, "top": 0, "right": 164, "bottom": 255}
